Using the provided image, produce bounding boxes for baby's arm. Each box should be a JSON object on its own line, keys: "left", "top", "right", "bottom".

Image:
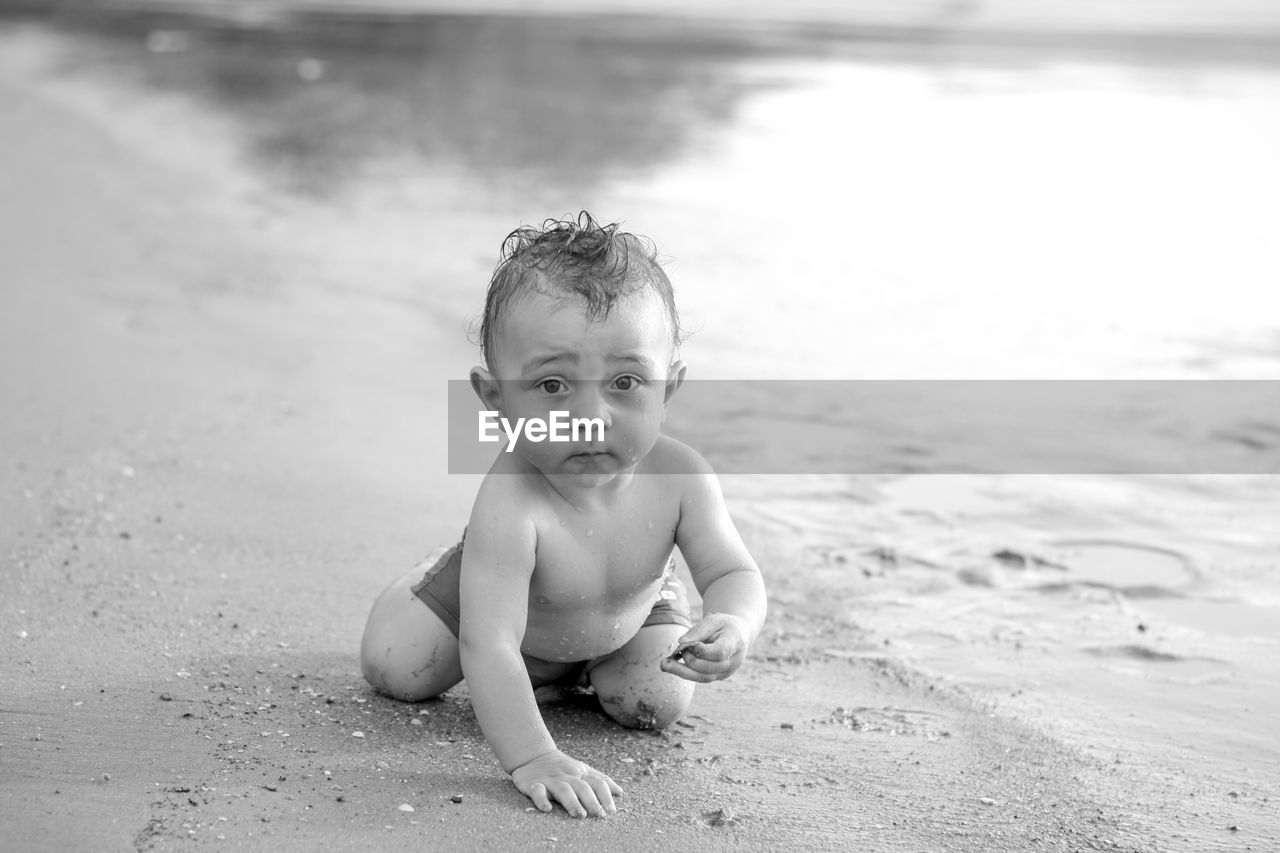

{"left": 660, "top": 455, "right": 767, "bottom": 683}
{"left": 458, "top": 479, "right": 622, "bottom": 818}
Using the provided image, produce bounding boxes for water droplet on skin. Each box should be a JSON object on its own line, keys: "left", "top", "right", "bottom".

{"left": 647, "top": 520, "right": 653, "bottom": 529}
{"left": 586, "top": 529, "right": 594, "bottom": 537}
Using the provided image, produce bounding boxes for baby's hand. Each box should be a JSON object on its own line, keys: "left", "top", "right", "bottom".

{"left": 660, "top": 612, "right": 751, "bottom": 683}
{"left": 510, "top": 749, "right": 623, "bottom": 819}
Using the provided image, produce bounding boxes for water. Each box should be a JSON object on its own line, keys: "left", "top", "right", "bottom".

{"left": 20, "top": 10, "right": 1280, "bottom": 386}
{"left": 6, "top": 8, "right": 1279, "bottom": 844}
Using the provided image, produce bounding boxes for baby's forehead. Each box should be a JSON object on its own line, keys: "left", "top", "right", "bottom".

{"left": 492, "top": 289, "right": 676, "bottom": 372}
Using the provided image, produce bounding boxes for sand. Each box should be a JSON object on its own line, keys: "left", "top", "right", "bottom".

{"left": 0, "top": 12, "right": 1273, "bottom": 852}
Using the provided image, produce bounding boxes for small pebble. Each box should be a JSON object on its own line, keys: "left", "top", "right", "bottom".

{"left": 409, "top": 718, "right": 423, "bottom": 727}
{"left": 780, "top": 722, "right": 794, "bottom": 730}
{"left": 351, "top": 731, "right": 365, "bottom": 738}
{"left": 979, "top": 797, "right": 996, "bottom": 806}
{"left": 450, "top": 795, "right": 463, "bottom": 804}
{"left": 397, "top": 804, "right": 414, "bottom": 813}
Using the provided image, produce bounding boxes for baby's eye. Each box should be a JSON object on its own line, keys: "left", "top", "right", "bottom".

{"left": 536, "top": 378, "right": 566, "bottom": 394}
{"left": 612, "top": 374, "right": 644, "bottom": 392}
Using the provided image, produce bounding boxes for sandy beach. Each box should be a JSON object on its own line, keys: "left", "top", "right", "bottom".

{"left": 3, "top": 5, "right": 1278, "bottom": 851}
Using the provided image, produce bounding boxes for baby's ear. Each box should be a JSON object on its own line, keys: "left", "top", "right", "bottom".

{"left": 662, "top": 360, "right": 687, "bottom": 407}
{"left": 470, "top": 366, "right": 504, "bottom": 413}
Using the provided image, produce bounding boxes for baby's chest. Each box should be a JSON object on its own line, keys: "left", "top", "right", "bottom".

{"left": 529, "top": 527, "right": 675, "bottom": 608}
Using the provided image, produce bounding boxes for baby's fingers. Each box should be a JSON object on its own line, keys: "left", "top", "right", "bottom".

{"left": 687, "top": 641, "right": 735, "bottom": 663}
{"left": 544, "top": 780, "right": 588, "bottom": 818}
{"left": 586, "top": 773, "right": 621, "bottom": 814}
{"left": 524, "top": 782, "right": 554, "bottom": 813}
{"left": 573, "top": 778, "right": 612, "bottom": 818}
{"left": 661, "top": 655, "right": 727, "bottom": 683}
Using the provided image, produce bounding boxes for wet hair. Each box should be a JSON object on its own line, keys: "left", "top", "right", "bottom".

{"left": 477, "top": 212, "right": 682, "bottom": 368}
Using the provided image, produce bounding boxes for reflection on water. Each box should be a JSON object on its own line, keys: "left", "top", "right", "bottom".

{"left": 16, "top": 5, "right": 1280, "bottom": 210}
{"left": 12, "top": 6, "right": 1280, "bottom": 384}
{"left": 21, "top": 9, "right": 790, "bottom": 197}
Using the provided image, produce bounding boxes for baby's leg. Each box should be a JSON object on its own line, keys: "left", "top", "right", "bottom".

{"left": 360, "top": 559, "right": 463, "bottom": 702}
{"left": 587, "top": 624, "right": 696, "bottom": 730}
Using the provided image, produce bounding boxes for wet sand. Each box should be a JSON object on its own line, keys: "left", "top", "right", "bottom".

{"left": 2, "top": 11, "right": 1278, "bottom": 852}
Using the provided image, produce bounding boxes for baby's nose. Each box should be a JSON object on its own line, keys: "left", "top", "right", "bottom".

{"left": 575, "top": 387, "right": 612, "bottom": 429}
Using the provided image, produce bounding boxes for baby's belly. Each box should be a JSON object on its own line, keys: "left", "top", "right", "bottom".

{"left": 521, "top": 592, "right": 658, "bottom": 662}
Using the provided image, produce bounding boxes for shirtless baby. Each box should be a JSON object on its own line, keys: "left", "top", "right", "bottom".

{"left": 359, "top": 213, "right": 767, "bottom": 819}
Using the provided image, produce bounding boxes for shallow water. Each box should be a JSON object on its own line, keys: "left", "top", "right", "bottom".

{"left": 6, "top": 7, "right": 1279, "bottom": 846}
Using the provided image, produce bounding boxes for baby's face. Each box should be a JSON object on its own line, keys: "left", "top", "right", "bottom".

{"left": 486, "top": 287, "right": 680, "bottom": 483}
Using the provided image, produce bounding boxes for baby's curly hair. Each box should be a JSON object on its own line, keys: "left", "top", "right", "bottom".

{"left": 478, "top": 212, "right": 682, "bottom": 368}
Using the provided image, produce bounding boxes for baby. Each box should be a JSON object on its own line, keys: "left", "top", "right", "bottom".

{"left": 360, "top": 213, "right": 767, "bottom": 819}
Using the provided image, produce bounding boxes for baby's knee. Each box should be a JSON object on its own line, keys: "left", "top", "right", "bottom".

{"left": 359, "top": 622, "right": 428, "bottom": 702}
{"left": 359, "top": 577, "right": 462, "bottom": 703}
{"left": 594, "top": 677, "right": 695, "bottom": 731}
{"left": 360, "top": 627, "right": 457, "bottom": 703}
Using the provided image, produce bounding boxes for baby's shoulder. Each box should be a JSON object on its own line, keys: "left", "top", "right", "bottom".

{"left": 470, "top": 458, "right": 545, "bottom": 517}
{"left": 641, "top": 434, "right": 717, "bottom": 477}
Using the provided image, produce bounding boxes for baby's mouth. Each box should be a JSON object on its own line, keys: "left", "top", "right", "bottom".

{"left": 567, "top": 449, "right": 611, "bottom": 462}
